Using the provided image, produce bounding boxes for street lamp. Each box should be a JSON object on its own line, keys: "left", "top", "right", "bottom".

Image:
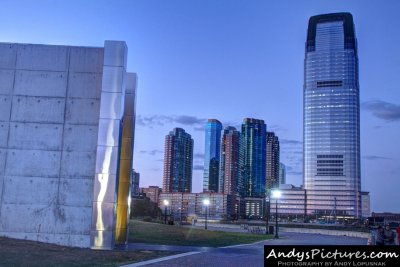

{"left": 163, "top": 199, "right": 169, "bottom": 224}
{"left": 203, "top": 199, "right": 210, "bottom": 230}
{"left": 271, "top": 189, "right": 281, "bottom": 238}
{"left": 265, "top": 196, "right": 270, "bottom": 235}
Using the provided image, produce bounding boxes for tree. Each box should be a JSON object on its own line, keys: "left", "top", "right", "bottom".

{"left": 130, "top": 197, "right": 162, "bottom": 219}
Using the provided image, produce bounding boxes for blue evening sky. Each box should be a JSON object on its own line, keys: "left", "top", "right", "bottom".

{"left": 1, "top": 0, "right": 399, "bottom": 212}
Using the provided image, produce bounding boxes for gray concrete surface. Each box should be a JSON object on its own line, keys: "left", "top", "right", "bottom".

{"left": 0, "top": 41, "right": 136, "bottom": 249}
{"left": 122, "top": 232, "right": 368, "bottom": 267}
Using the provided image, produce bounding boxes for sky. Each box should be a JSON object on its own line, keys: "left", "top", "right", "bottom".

{"left": 0, "top": 0, "right": 399, "bottom": 212}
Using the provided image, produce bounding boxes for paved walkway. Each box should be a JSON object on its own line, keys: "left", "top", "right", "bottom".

{"left": 121, "top": 232, "right": 368, "bottom": 267}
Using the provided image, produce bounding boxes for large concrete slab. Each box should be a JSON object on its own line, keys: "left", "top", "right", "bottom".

{"left": 63, "top": 124, "right": 98, "bottom": 152}
{"left": 0, "top": 123, "right": 9, "bottom": 148}
{"left": 65, "top": 98, "right": 100, "bottom": 125}
{"left": 11, "top": 96, "right": 65, "bottom": 123}
{"left": 60, "top": 151, "right": 96, "bottom": 178}
{"left": 0, "top": 95, "right": 12, "bottom": 122}
{"left": 0, "top": 203, "right": 57, "bottom": 233}
{"left": 16, "top": 44, "right": 68, "bottom": 71}
{"left": 55, "top": 206, "right": 92, "bottom": 235}
{"left": 0, "top": 70, "right": 15, "bottom": 95}
{"left": 58, "top": 178, "right": 93, "bottom": 207}
{"left": 0, "top": 43, "right": 17, "bottom": 69}
{"left": 5, "top": 149, "right": 61, "bottom": 177}
{"left": 69, "top": 47, "right": 103, "bottom": 73}
{"left": 8, "top": 122, "right": 63, "bottom": 150}
{"left": 0, "top": 149, "right": 6, "bottom": 176}
{"left": 67, "top": 73, "right": 102, "bottom": 99}
{"left": 2, "top": 176, "right": 58, "bottom": 205}
{"left": 14, "top": 70, "right": 67, "bottom": 97}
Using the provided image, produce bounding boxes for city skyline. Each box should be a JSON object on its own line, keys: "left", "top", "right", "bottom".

{"left": 1, "top": 0, "right": 399, "bottom": 212}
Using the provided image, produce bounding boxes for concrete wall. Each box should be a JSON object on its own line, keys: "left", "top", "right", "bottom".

{"left": 0, "top": 41, "right": 133, "bottom": 248}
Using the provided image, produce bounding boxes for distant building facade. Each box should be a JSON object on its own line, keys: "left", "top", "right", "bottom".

{"left": 203, "top": 119, "right": 222, "bottom": 192}
{"left": 279, "top": 163, "right": 286, "bottom": 185}
{"left": 140, "top": 186, "right": 161, "bottom": 204}
{"left": 240, "top": 118, "right": 267, "bottom": 197}
{"left": 162, "top": 128, "right": 194, "bottom": 193}
{"left": 219, "top": 126, "right": 241, "bottom": 195}
{"left": 304, "top": 13, "right": 361, "bottom": 217}
{"left": 159, "top": 192, "right": 236, "bottom": 220}
{"left": 361, "top": 192, "right": 371, "bottom": 218}
{"left": 270, "top": 184, "right": 307, "bottom": 218}
{"left": 266, "top": 132, "right": 280, "bottom": 191}
{"left": 131, "top": 170, "right": 140, "bottom": 197}
{"left": 371, "top": 212, "right": 400, "bottom": 223}
{"left": 243, "top": 197, "right": 265, "bottom": 219}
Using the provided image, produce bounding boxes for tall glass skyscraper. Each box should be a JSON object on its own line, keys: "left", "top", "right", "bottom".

{"left": 304, "top": 13, "right": 361, "bottom": 217}
{"left": 240, "top": 118, "right": 267, "bottom": 197}
{"left": 203, "top": 119, "right": 222, "bottom": 192}
{"left": 219, "top": 126, "right": 241, "bottom": 195}
{"left": 163, "top": 128, "right": 194, "bottom": 193}
{"left": 266, "top": 132, "right": 280, "bottom": 191}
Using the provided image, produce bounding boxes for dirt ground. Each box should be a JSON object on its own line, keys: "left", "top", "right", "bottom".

{"left": 0, "top": 236, "right": 175, "bottom": 267}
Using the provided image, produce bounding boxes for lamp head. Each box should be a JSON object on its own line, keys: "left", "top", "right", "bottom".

{"left": 271, "top": 190, "right": 281, "bottom": 199}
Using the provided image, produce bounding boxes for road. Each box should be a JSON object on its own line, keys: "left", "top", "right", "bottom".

{"left": 123, "top": 232, "right": 368, "bottom": 267}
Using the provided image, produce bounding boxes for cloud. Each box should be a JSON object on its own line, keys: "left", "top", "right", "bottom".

{"left": 140, "top": 149, "right": 163, "bottom": 156}
{"left": 268, "top": 124, "right": 288, "bottom": 133}
{"left": 280, "top": 139, "right": 302, "bottom": 145}
{"left": 362, "top": 100, "right": 400, "bottom": 122}
{"left": 137, "top": 114, "right": 207, "bottom": 128}
{"left": 363, "top": 155, "right": 392, "bottom": 160}
{"left": 174, "top": 115, "right": 206, "bottom": 126}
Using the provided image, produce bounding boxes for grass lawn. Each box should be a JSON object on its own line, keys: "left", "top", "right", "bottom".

{"left": 128, "top": 220, "right": 272, "bottom": 247}
{"left": 0, "top": 236, "right": 176, "bottom": 267}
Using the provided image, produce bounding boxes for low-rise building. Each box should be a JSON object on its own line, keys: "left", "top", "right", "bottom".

{"left": 269, "top": 184, "right": 307, "bottom": 219}
{"left": 243, "top": 197, "right": 264, "bottom": 219}
{"left": 159, "top": 192, "right": 236, "bottom": 220}
{"left": 140, "top": 186, "right": 161, "bottom": 204}
{"left": 361, "top": 191, "right": 371, "bottom": 218}
{"left": 371, "top": 212, "right": 400, "bottom": 223}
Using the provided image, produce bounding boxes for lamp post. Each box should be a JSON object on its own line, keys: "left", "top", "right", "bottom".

{"left": 265, "top": 196, "right": 270, "bottom": 235}
{"left": 271, "top": 189, "right": 281, "bottom": 238}
{"left": 163, "top": 199, "right": 169, "bottom": 224}
{"left": 203, "top": 199, "right": 210, "bottom": 230}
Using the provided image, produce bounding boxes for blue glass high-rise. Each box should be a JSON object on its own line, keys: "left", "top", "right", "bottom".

{"left": 240, "top": 118, "right": 267, "bottom": 198}
{"left": 163, "top": 128, "right": 194, "bottom": 193}
{"left": 304, "top": 13, "right": 361, "bottom": 217}
{"left": 203, "top": 119, "right": 222, "bottom": 192}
